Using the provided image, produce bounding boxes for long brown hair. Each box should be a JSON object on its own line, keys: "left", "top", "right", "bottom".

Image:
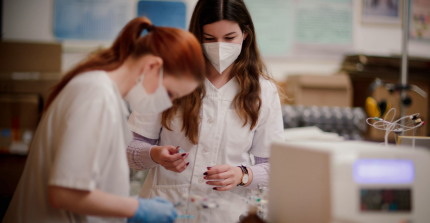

{"left": 45, "top": 17, "right": 205, "bottom": 111}
{"left": 162, "top": 0, "right": 284, "bottom": 144}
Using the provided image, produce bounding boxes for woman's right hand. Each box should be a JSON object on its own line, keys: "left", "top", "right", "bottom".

{"left": 150, "top": 146, "right": 189, "bottom": 173}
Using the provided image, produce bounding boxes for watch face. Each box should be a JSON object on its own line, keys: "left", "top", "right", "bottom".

{"left": 242, "top": 174, "right": 249, "bottom": 184}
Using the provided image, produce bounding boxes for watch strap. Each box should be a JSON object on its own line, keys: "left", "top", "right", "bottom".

{"left": 237, "top": 165, "right": 248, "bottom": 186}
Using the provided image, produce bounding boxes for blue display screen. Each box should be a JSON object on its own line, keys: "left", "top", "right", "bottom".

{"left": 353, "top": 159, "right": 415, "bottom": 184}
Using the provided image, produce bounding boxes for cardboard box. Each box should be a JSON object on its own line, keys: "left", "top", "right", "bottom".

{"left": 398, "top": 136, "right": 430, "bottom": 151}
{"left": 0, "top": 41, "right": 62, "bottom": 103}
{"left": 285, "top": 73, "right": 353, "bottom": 107}
{"left": 0, "top": 79, "right": 59, "bottom": 104}
{"left": 0, "top": 41, "right": 62, "bottom": 73}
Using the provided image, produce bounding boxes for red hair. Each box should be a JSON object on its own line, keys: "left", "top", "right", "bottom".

{"left": 45, "top": 17, "right": 205, "bottom": 110}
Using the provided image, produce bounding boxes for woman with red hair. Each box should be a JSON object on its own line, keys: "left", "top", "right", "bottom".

{"left": 3, "top": 17, "right": 205, "bottom": 223}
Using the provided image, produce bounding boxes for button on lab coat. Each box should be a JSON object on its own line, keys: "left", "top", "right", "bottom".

{"left": 129, "top": 77, "right": 284, "bottom": 223}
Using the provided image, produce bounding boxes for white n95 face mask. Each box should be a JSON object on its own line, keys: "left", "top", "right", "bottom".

{"left": 124, "top": 67, "right": 173, "bottom": 114}
{"left": 202, "top": 32, "right": 244, "bottom": 74}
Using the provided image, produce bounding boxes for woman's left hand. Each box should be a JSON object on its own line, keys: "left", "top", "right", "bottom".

{"left": 204, "top": 164, "right": 243, "bottom": 191}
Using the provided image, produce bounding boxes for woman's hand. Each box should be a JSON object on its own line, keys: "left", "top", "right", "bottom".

{"left": 128, "top": 197, "right": 177, "bottom": 223}
{"left": 203, "top": 164, "right": 244, "bottom": 191}
{"left": 150, "top": 146, "right": 189, "bottom": 173}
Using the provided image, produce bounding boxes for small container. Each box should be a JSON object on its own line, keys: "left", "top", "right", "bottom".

{"left": 238, "top": 205, "right": 266, "bottom": 223}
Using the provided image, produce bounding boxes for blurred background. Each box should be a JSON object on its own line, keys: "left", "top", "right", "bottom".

{"left": 0, "top": 0, "right": 429, "bottom": 220}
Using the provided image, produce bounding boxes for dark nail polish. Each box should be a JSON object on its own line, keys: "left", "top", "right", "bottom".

{"left": 203, "top": 172, "right": 208, "bottom": 175}
{"left": 206, "top": 181, "right": 209, "bottom": 184}
{"left": 186, "top": 162, "right": 190, "bottom": 166}
{"left": 207, "top": 167, "right": 212, "bottom": 170}
{"left": 213, "top": 187, "right": 217, "bottom": 190}
{"left": 182, "top": 153, "right": 186, "bottom": 157}
{"left": 176, "top": 146, "right": 180, "bottom": 149}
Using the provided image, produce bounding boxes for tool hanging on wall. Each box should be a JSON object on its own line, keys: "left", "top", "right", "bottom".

{"left": 365, "top": 78, "right": 427, "bottom": 118}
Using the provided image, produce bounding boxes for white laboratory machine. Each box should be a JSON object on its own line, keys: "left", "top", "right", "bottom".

{"left": 267, "top": 141, "right": 430, "bottom": 223}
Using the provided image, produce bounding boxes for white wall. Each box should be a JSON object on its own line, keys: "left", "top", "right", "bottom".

{"left": 268, "top": 0, "right": 430, "bottom": 81}
{"left": 3, "top": 0, "right": 430, "bottom": 82}
{"left": 3, "top": 0, "right": 54, "bottom": 41}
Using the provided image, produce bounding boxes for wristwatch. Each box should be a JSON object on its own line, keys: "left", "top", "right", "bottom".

{"left": 237, "top": 165, "right": 249, "bottom": 186}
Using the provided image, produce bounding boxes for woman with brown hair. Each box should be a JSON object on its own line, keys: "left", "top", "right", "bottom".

{"left": 127, "top": 0, "right": 285, "bottom": 222}
{"left": 3, "top": 17, "right": 205, "bottom": 223}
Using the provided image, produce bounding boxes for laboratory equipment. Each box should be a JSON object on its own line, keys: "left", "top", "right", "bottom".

{"left": 267, "top": 141, "right": 430, "bottom": 223}
{"left": 240, "top": 184, "right": 269, "bottom": 220}
{"left": 174, "top": 193, "right": 219, "bottom": 223}
{"left": 400, "top": 0, "right": 409, "bottom": 123}
{"left": 282, "top": 105, "right": 367, "bottom": 140}
{"left": 366, "top": 108, "right": 425, "bottom": 146}
{"left": 238, "top": 205, "right": 265, "bottom": 223}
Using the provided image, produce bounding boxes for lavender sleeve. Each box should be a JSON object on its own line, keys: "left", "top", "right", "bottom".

{"left": 246, "top": 156, "right": 269, "bottom": 190}
{"left": 126, "top": 132, "right": 159, "bottom": 170}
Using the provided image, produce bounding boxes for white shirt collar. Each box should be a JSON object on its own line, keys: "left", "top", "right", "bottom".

{"left": 204, "top": 76, "right": 240, "bottom": 102}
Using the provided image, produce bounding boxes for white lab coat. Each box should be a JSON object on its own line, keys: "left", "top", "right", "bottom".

{"left": 128, "top": 76, "right": 284, "bottom": 223}
{"left": 3, "top": 71, "right": 132, "bottom": 223}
